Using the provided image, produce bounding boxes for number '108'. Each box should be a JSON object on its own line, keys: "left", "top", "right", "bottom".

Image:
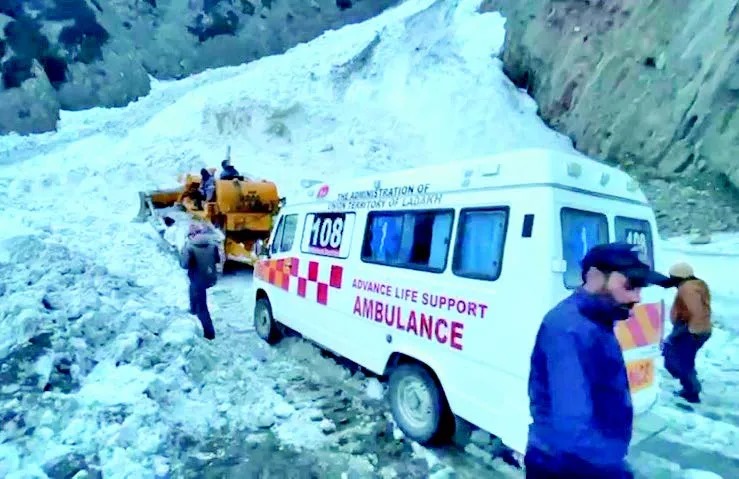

{"left": 310, "top": 216, "right": 344, "bottom": 249}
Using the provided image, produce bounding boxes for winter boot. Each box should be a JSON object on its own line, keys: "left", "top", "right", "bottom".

{"left": 676, "top": 389, "right": 700, "bottom": 404}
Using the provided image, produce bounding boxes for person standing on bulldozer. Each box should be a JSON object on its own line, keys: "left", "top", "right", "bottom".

{"left": 180, "top": 223, "right": 220, "bottom": 340}
{"left": 199, "top": 168, "right": 216, "bottom": 204}
{"left": 220, "top": 158, "right": 243, "bottom": 181}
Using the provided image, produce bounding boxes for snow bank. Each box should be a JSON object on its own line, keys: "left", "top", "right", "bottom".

{"left": 0, "top": 235, "right": 331, "bottom": 477}
{"left": 1, "top": 0, "right": 574, "bottom": 216}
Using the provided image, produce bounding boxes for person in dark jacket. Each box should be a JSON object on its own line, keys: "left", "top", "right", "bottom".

{"left": 662, "top": 262, "right": 712, "bottom": 403}
{"left": 180, "top": 223, "right": 221, "bottom": 340}
{"left": 220, "top": 159, "right": 243, "bottom": 181}
{"left": 199, "top": 168, "right": 216, "bottom": 204}
{"left": 525, "top": 242, "right": 670, "bottom": 479}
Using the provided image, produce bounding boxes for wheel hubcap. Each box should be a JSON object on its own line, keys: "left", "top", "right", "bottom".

{"left": 396, "top": 376, "right": 433, "bottom": 430}
{"left": 256, "top": 308, "right": 270, "bottom": 336}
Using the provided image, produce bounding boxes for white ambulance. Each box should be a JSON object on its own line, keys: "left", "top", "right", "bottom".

{"left": 251, "top": 147, "right": 667, "bottom": 456}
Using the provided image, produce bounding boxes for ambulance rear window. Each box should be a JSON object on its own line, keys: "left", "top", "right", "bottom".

{"left": 615, "top": 216, "right": 654, "bottom": 268}
{"left": 561, "top": 207, "right": 609, "bottom": 289}
{"left": 361, "top": 209, "right": 454, "bottom": 273}
{"left": 452, "top": 207, "right": 509, "bottom": 281}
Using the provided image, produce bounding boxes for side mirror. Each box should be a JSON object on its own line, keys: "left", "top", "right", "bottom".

{"left": 253, "top": 239, "right": 270, "bottom": 259}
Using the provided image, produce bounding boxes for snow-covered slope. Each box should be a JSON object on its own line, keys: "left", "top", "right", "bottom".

{"left": 0, "top": 0, "right": 736, "bottom": 477}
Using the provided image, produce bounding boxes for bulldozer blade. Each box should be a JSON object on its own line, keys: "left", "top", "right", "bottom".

{"left": 134, "top": 188, "right": 182, "bottom": 223}
{"left": 134, "top": 192, "right": 155, "bottom": 222}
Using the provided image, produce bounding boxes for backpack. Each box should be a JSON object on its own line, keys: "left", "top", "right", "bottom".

{"left": 191, "top": 243, "right": 219, "bottom": 289}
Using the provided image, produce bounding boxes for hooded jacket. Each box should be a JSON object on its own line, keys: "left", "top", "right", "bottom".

{"left": 180, "top": 231, "right": 221, "bottom": 287}
{"left": 527, "top": 288, "right": 633, "bottom": 475}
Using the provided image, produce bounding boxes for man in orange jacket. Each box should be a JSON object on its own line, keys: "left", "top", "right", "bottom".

{"left": 662, "top": 262, "right": 712, "bottom": 403}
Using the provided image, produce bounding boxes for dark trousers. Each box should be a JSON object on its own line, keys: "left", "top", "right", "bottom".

{"left": 663, "top": 323, "right": 710, "bottom": 399}
{"left": 189, "top": 282, "right": 215, "bottom": 339}
{"left": 524, "top": 448, "right": 633, "bottom": 479}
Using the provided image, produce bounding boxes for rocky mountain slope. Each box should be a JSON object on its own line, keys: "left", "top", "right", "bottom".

{"left": 484, "top": 0, "right": 738, "bottom": 199}
{"left": 0, "top": 0, "right": 397, "bottom": 135}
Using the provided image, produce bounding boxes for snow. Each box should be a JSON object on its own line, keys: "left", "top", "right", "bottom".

{"left": 365, "top": 378, "right": 386, "bottom": 400}
{"left": 77, "top": 362, "right": 158, "bottom": 406}
{"left": 683, "top": 471, "right": 724, "bottom": 479}
{"left": 0, "top": 0, "right": 736, "bottom": 477}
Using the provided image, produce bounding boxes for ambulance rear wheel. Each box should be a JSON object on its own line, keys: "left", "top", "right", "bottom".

{"left": 254, "top": 298, "right": 281, "bottom": 345}
{"left": 389, "top": 363, "right": 452, "bottom": 445}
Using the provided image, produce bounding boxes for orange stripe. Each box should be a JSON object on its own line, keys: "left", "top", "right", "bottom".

{"left": 635, "top": 306, "right": 659, "bottom": 344}
{"left": 625, "top": 317, "right": 648, "bottom": 346}
{"left": 616, "top": 322, "right": 637, "bottom": 350}
{"left": 616, "top": 302, "right": 664, "bottom": 351}
{"left": 645, "top": 303, "right": 662, "bottom": 334}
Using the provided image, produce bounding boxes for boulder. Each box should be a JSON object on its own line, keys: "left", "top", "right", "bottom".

{"left": 53, "top": 0, "right": 152, "bottom": 110}
{"left": 485, "top": 0, "right": 739, "bottom": 191}
{"left": 0, "top": 13, "right": 60, "bottom": 135}
{"left": 0, "top": 58, "right": 60, "bottom": 135}
{"left": 0, "top": 0, "right": 150, "bottom": 129}
{"left": 108, "top": 0, "right": 399, "bottom": 79}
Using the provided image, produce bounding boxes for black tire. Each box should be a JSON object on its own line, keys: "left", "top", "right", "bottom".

{"left": 388, "top": 363, "right": 453, "bottom": 445}
{"left": 254, "top": 297, "right": 282, "bottom": 345}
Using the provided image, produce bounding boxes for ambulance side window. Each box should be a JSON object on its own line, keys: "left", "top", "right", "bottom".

{"left": 615, "top": 216, "right": 654, "bottom": 268}
{"left": 561, "top": 207, "right": 609, "bottom": 289}
{"left": 270, "top": 217, "right": 285, "bottom": 255}
{"left": 452, "top": 207, "right": 509, "bottom": 281}
{"left": 278, "top": 214, "right": 298, "bottom": 252}
{"left": 271, "top": 214, "right": 298, "bottom": 254}
{"left": 361, "top": 209, "right": 454, "bottom": 273}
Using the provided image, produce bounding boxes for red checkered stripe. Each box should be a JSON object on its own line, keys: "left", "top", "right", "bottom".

{"left": 255, "top": 257, "right": 344, "bottom": 305}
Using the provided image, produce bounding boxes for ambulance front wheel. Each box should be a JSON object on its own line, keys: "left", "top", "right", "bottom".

{"left": 254, "top": 297, "right": 282, "bottom": 345}
{"left": 389, "top": 363, "right": 453, "bottom": 445}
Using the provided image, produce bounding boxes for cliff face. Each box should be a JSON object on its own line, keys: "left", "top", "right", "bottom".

{"left": 484, "top": 0, "right": 738, "bottom": 195}
{"left": 0, "top": 0, "right": 398, "bottom": 135}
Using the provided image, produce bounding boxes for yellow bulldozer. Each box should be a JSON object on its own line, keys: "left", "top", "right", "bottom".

{"left": 135, "top": 163, "right": 283, "bottom": 270}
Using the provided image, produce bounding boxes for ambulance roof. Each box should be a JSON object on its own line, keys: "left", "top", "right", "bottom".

{"left": 300, "top": 148, "right": 650, "bottom": 206}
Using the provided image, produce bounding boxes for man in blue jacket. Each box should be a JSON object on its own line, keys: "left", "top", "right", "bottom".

{"left": 525, "top": 242, "right": 670, "bottom": 478}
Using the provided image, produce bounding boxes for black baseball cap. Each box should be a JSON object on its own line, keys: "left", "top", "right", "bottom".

{"left": 580, "top": 242, "right": 671, "bottom": 288}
